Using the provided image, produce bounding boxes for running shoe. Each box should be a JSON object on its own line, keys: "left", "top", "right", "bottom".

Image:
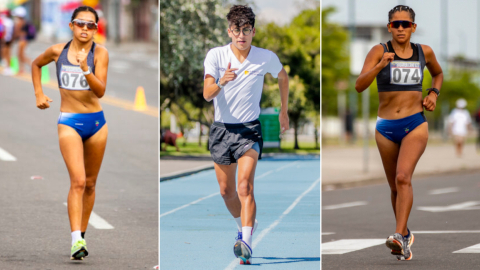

{"left": 236, "top": 231, "right": 242, "bottom": 241}
{"left": 385, "top": 233, "right": 404, "bottom": 257}
{"left": 396, "top": 230, "right": 414, "bottom": 261}
{"left": 71, "top": 239, "right": 88, "bottom": 260}
{"left": 234, "top": 240, "right": 252, "bottom": 265}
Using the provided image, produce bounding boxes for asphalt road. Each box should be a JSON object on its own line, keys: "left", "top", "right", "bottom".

{"left": 322, "top": 171, "right": 480, "bottom": 269}
{"left": 0, "top": 63, "right": 158, "bottom": 268}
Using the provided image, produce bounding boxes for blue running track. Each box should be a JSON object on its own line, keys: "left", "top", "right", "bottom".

{"left": 160, "top": 156, "right": 320, "bottom": 269}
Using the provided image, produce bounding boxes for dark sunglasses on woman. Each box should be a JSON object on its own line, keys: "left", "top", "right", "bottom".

{"left": 72, "top": 19, "right": 98, "bottom": 30}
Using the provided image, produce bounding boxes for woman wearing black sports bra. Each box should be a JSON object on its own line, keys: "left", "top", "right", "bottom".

{"left": 31, "top": 6, "right": 109, "bottom": 260}
{"left": 355, "top": 5, "right": 443, "bottom": 260}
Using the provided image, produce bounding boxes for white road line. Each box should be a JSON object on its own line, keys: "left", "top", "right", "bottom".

{"left": 417, "top": 201, "right": 480, "bottom": 212}
{"left": 63, "top": 203, "right": 114, "bottom": 229}
{"left": 322, "top": 239, "right": 385, "bottom": 255}
{"left": 224, "top": 178, "right": 320, "bottom": 270}
{"left": 322, "top": 232, "right": 336, "bottom": 235}
{"left": 412, "top": 230, "right": 480, "bottom": 234}
{"left": 160, "top": 165, "right": 296, "bottom": 218}
{"left": 0, "top": 147, "right": 16, "bottom": 161}
{"left": 160, "top": 192, "right": 220, "bottom": 218}
{"left": 323, "top": 201, "right": 368, "bottom": 210}
{"left": 429, "top": 187, "right": 459, "bottom": 195}
{"left": 453, "top": 243, "right": 480, "bottom": 253}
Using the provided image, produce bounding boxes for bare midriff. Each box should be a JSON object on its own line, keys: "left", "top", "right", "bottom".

{"left": 378, "top": 91, "right": 423, "bottom": 119}
{"left": 59, "top": 88, "right": 102, "bottom": 113}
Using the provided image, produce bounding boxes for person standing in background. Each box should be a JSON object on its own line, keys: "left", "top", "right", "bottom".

{"left": 1, "top": 9, "right": 14, "bottom": 75}
{"left": 448, "top": 98, "right": 472, "bottom": 157}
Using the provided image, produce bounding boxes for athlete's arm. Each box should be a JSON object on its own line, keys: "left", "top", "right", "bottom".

{"left": 422, "top": 45, "right": 443, "bottom": 111}
{"left": 31, "top": 44, "right": 63, "bottom": 109}
{"left": 203, "top": 62, "right": 238, "bottom": 102}
{"left": 277, "top": 67, "right": 289, "bottom": 133}
{"left": 355, "top": 44, "right": 395, "bottom": 93}
{"left": 83, "top": 46, "right": 109, "bottom": 98}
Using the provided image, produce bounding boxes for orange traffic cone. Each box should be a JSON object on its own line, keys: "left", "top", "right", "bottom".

{"left": 134, "top": 86, "right": 147, "bottom": 111}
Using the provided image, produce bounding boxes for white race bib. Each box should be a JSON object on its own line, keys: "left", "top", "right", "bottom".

{"left": 60, "top": 64, "right": 89, "bottom": 90}
{"left": 390, "top": 61, "right": 422, "bottom": 85}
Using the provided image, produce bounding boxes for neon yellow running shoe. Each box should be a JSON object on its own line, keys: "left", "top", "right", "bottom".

{"left": 71, "top": 239, "right": 88, "bottom": 260}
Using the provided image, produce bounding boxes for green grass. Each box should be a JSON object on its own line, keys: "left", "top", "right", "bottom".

{"left": 160, "top": 138, "right": 319, "bottom": 157}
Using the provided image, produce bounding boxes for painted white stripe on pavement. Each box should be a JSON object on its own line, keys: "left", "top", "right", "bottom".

{"left": 160, "top": 192, "right": 220, "bottom": 218}
{"left": 412, "top": 230, "right": 480, "bottom": 234}
{"left": 224, "top": 178, "right": 320, "bottom": 270}
{"left": 429, "top": 187, "right": 459, "bottom": 195}
{"left": 0, "top": 147, "right": 16, "bottom": 161}
{"left": 63, "top": 203, "right": 114, "bottom": 229}
{"left": 322, "top": 232, "right": 336, "bottom": 235}
{"left": 322, "top": 239, "right": 385, "bottom": 255}
{"left": 323, "top": 201, "right": 368, "bottom": 210}
{"left": 417, "top": 201, "right": 480, "bottom": 212}
{"left": 453, "top": 243, "right": 480, "bottom": 253}
{"left": 160, "top": 164, "right": 297, "bottom": 218}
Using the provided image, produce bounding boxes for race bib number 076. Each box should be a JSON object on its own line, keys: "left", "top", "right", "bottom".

{"left": 60, "top": 65, "right": 89, "bottom": 90}
{"left": 390, "top": 61, "right": 422, "bottom": 85}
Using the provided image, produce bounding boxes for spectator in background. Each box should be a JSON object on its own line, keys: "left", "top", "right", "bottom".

{"left": 11, "top": 6, "right": 33, "bottom": 75}
{"left": 345, "top": 108, "right": 354, "bottom": 144}
{"left": 1, "top": 9, "right": 14, "bottom": 75}
{"left": 94, "top": 9, "right": 107, "bottom": 45}
{"left": 475, "top": 106, "right": 480, "bottom": 152}
{"left": 448, "top": 98, "right": 472, "bottom": 157}
{"left": 160, "top": 129, "right": 180, "bottom": 152}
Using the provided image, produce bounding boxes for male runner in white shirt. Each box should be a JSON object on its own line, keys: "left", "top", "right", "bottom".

{"left": 203, "top": 5, "right": 289, "bottom": 265}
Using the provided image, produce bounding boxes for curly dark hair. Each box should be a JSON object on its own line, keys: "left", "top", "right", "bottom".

{"left": 226, "top": 5, "right": 255, "bottom": 28}
{"left": 388, "top": 5, "right": 415, "bottom": 22}
{"left": 71, "top": 6, "right": 99, "bottom": 23}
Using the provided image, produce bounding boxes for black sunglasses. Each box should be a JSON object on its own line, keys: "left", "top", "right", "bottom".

{"left": 388, "top": 20, "right": 415, "bottom": 29}
{"left": 72, "top": 19, "right": 98, "bottom": 30}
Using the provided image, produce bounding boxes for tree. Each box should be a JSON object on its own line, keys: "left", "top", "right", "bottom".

{"left": 160, "top": 0, "right": 227, "bottom": 146}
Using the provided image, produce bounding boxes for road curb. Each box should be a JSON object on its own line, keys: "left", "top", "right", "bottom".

{"left": 160, "top": 164, "right": 214, "bottom": 182}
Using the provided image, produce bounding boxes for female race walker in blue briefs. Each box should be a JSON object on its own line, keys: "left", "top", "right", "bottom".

{"left": 355, "top": 5, "right": 443, "bottom": 261}
{"left": 31, "top": 6, "right": 109, "bottom": 260}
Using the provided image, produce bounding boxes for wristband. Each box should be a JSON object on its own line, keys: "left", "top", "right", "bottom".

{"left": 216, "top": 79, "right": 224, "bottom": 89}
{"left": 82, "top": 67, "right": 91, "bottom": 75}
{"left": 426, "top": 88, "right": 440, "bottom": 97}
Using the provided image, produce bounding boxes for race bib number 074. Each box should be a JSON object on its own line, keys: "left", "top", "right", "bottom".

{"left": 390, "top": 61, "right": 422, "bottom": 85}
{"left": 59, "top": 65, "right": 89, "bottom": 90}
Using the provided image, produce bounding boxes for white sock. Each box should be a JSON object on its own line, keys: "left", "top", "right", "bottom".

{"left": 242, "top": 226, "right": 253, "bottom": 248}
{"left": 71, "top": 231, "right": 82, "bottom": 245}
{"left": 234, "top": 217, "right": 242, "bottom": 232}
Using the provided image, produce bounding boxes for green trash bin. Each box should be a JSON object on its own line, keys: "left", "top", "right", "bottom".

{"left": 258, "top": 107, "right": 280, "bottom": 148}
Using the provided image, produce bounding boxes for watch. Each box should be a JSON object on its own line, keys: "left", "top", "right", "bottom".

{"left": 216, "top": 79, "right": 224, "bottom": 89}
{"left": 427, "top": 88, "right": 440, "bottom": 97}
{"left": 82, "top": 67, "right": 91, "bottom": 75}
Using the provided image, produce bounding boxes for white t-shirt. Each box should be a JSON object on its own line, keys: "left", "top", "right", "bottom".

{"left": 0, "top": 16, "right": 13, "bottom": 42}
{"left": 448, "top": 108, "right": 471, "bottom": 136}
{"left": 204, "top": 44, "right": 283, "bottom": 123}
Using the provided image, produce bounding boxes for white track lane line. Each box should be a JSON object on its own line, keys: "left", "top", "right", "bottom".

{"left": 323, "top": 201, "right": 368, "bottom": 210}
{"left": 429, "top": 187, "right": 459, "bottom": 195}
{"left": 160, "top": 163, "right": 299, "bottom": 218}
{"left": 0, "top": 147, "right": 16, "bottom": 161}
{"left": 412, "top": 230, "right": 480, "bottom": 234}
{"left": 453, "top": 243, "right": 480, "bottom": 253}
{"left": 224, "top": 177, "right": 320, "bottom": 270}
{"left": 322, "top": 239, "right": 385, "bottom": 254}
{"left": 63, "top": 203, "right": 114, "bottom": 229}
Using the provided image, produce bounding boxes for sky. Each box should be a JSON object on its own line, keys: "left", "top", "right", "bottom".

{"left": 322, "top": 0, "right": 480, "bottom": 61}
{"left": 254, "top": 0, "right": 319, "bottom": 26}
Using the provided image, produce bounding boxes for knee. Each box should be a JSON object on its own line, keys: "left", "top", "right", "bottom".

{"left": 71, "top": 176, "right": 86, "bottom": 192}
{"left": 237, "top": 181, "right": 253, "bottom": 197}
{"left": 395, "top": 172, "right": 411, "bottom": 187}
{"left": 84, "top": 178, "right": 97, "bottom": 195}
{"left": 219, "top": 186, "right": 236, "bottom": 201}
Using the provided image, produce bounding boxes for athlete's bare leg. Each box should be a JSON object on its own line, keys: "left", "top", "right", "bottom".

{"left": 214, "top": 162, "right": 241, "bottom": 218}
{"left": 18, "top": 40, "right": 30, "bottom": 74}
{"left": 237, "top": 149, "right": 258, "bottom": 227}
{"left": 81, "top": 125, "right": 108, "bottom": 232}
{"left": 58, "top": 124, "right": 85, "bottom": 232}
{"left": 376, "top": 123, "right": 428, "bottom": 236}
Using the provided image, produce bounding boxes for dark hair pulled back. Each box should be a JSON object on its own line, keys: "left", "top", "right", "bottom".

{"left": 388, "top": 5, "right": 415, "bottom": 22}
{"left": 71, "top": 6, "right": 99, "bottom": 23}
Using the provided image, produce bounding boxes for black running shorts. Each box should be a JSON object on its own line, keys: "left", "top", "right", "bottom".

{"left": 209, "top": 119, "right": 263, "bottom": 165}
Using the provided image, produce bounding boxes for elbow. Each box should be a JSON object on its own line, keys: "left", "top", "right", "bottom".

{"left": 355, "top": 82, "right": 363, "bottom": 93}
{"left": 203, "top": 90, "right": 212, "bottom": 102}
{"left": 95, "top": 88, "right": 106, "bottom": 98}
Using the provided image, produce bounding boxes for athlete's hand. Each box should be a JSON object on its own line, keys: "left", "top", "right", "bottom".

{"left": 219, "top": 62, "right": 238, "bottom": 86}
{"left": 423, "top": 92, "right": 437, "bottom": 111}
{"left": 36, "top": 94, "right": 53, "bottom": 110}
{"left": 76, "top": 48, "right": 89, "bottom": 72}
{"left": 279, "top": 110, "right": 289, "bottom": 135}
{"left": 377, "top": 52, "right": 395, "bottom": 68}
